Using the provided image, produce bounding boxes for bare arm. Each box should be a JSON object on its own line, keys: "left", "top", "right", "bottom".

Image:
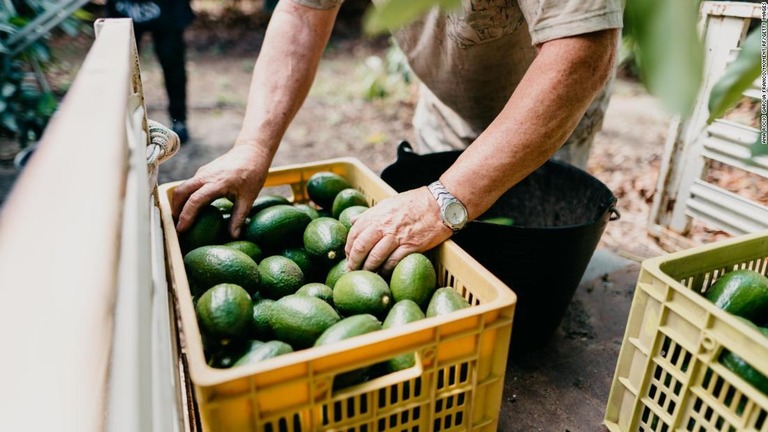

{"left": 346, "top": 28, "right": 619, "bottom": 273}
{"left": 235, "top": 1, "right": 339, "bottom": 153}
{"left": 441, "top": 29, "right": 619, "bottom": 220}
{"left": 172, "top": 1, "right": 340, "bottom": 237}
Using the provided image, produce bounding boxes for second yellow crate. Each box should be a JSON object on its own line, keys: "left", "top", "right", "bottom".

{"left": 159, "top": 157, "right": 517, "bottom": 431}
{"left": 605, "top": 231, "right": 768, "bottom": 431}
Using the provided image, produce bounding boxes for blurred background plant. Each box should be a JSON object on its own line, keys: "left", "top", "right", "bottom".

{"left": 364, "top": 0, "right": 706, "bottom": 117}
{"left": 358, "top": 40, "right": 411, "bottom": 101}
{"left": 706, "top": 22, "right": 766, "bottom": 157}
{"left": 0, "top": 0, "right": 92, "bottom": 150}
{"left": 621, "top": 0, "right": 704, "bottom": 117}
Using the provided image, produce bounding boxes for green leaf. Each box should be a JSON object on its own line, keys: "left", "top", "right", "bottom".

{"left": 19, "top": 88, "right": 40, "bottom": 107}
{"left": 2, "top": 82, "right": 15, "bottom": 97}
{"left": 618, "top": 36, "right": 636, "bottom": 67}
{"left": 9, "top": 16, "right": 29, "bottom": 27}
{"left": 1, "top": 0, "right": 16, "bottom": 17}
{"left": 0, "top": 23, "right": 18, "bottom": 34}
{"left": 72, "top": 9, "right": 95, "bottom": 22}
{"left": 626, "top": 0, "right": 703, "bottom": 116}
{"left": 58, "top": 18, "right": 79, "bottom": 37}
{"left": 708, "top": 28, "right": 761, "bottom": 123}
{"left": 28, "top": 41, "right": 50, "bottom": 63}
{"left": 363, "top": 0, "right": 462, "bottom": 35}
{"left": 35, "top": 91, "right": 56, "bottom": 117}
{"left": 1, "top": 112, "right": 18, "bottom": 133}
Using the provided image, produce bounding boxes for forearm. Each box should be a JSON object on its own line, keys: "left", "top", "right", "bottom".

{"left": 440, "top": 29, "right": 619, "bottom": 220}
{"left": 172, "top": 2, "right": 339, "bottom": 235}
{"left": 235, "top": 1, "right": 339, "bottom": 161}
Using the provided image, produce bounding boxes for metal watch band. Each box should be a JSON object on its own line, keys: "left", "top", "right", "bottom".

{"left": 428, "top": 181, "right": 453, "bottom": 208}
{"left": 428, "top": 180, "right": 467, "bottom": 232}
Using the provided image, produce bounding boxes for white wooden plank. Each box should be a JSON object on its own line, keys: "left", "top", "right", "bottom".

{"left": 0, "top": 19, "right": 133, "bottom": 432}
{"left": 150, "top": 203, "right": 184, "bottom": 432}
{"left": 649, "top": 117, "right": 688, "bottom": 229}
{"left": 105, "top": 34, "right": 153, "bottom": 432}
{"left": 700, "top": 1, "right": 762, "bottom": 20}
{"left": 652, "top": 5, "right": 768, "bottom": 245}
{"left": 702, "top": 120, "right": 768, "bottom": 178}
{"left": 685, "top": 180, "right": 768, "bottom": 235}
{"left": 743, "top": 83, "right": 762, "bottom": 100}
{"left": 107, "top": 124, "right": 152, "bottom": 432}
{"left": 668, "top": 15, "right": 751, "bottom": 233}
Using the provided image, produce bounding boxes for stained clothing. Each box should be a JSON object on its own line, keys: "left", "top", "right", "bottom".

{"left": 108, "top": 0, "right": 194, "bottom": 123}
{"left": 293, "top": 0, "right": 623, "bottom": 168}
{"left": 393, "top": 0, "right": 621, "bottom": 164}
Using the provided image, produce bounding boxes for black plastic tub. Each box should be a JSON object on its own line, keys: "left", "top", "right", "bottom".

{"left": 380, "top": 142, "right": 619, "bottom": 348}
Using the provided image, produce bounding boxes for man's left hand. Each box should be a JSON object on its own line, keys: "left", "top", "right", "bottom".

{"left": 345, "top": 187, "right": 453, "bottom": 274}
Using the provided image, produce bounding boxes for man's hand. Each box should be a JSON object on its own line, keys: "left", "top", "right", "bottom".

{"left": 171, "top": 1, "right": 339, "bottom": 238}
{"left": 172, "top": 145, "right": 270, "bottom": 239}
{"left": 345, "top": 187, "right": 452, "bottom": 274}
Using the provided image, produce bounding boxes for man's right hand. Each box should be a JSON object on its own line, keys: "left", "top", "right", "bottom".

{"left": 172, "top": 144, "right": 270, "bottom": 239}
{"left": 172, "top": 0, "right": 339, "bottom": 239}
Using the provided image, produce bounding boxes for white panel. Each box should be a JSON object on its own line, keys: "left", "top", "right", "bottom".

{"left": 703, "top": 120, "right": 768, "bottom": 178}
{"left": 0, "top": 19, "right": 133, "bottom": 432}
{"left": 686, "top": 180, "right": 768, "bottom": 235}
{"left": 650, "top": 2, "right": 768, "bottom": 244}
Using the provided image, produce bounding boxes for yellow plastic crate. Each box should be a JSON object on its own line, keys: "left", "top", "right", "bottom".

{"left": 158, "top": 157, "right": 517, "bottom": 432}
{"left": 605, "top": 231, "right": 768, "bottom": 432}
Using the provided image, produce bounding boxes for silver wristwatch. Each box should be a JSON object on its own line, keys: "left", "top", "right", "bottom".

{"left": 428, "top": 180, "right": 468, "bottom": 232}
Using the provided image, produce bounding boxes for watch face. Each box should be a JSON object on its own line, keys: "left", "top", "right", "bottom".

{"left": 444, "top": 201, "right": 467, "bottom": 226}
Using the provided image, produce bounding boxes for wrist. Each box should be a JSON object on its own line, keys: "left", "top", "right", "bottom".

{"left": 234, "top": 135, "right": 277, "bottom": 158}
{"left": 427, "top": 180, "right": 469, "bottom": 232}
{"left": 223, "top": 142, "right": 271, "bottom": 175}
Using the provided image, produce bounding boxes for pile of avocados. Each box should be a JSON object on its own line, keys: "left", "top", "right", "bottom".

{"left": 704, "top": 268, "right": 768, "bottom": 394}
{"left": 178, "top": 171, "right": 471, "bottom": 388}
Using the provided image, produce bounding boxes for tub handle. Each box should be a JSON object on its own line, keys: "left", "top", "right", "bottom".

{"left": 609, "top": 207, "right": 621, "bottom": 221}
{"left": 396, "top": 140, "right": 416, "bottom": 159}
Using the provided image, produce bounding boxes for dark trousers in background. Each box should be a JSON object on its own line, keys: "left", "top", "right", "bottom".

{"left": 135, "top": 27, "right": 187, "bottom": 123}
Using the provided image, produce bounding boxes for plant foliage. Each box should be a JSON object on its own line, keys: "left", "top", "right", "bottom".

{"left": 0, "top": 0, "right": 90, "bottom": 147}
{"left": 706, "top": 26, "right": 766, "bottom": 159}
{"left": 623, "top": 0, "right": 704, "bottom": 117}
{"left": 363, "top": 0, "right": 461, "bottom": 35}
